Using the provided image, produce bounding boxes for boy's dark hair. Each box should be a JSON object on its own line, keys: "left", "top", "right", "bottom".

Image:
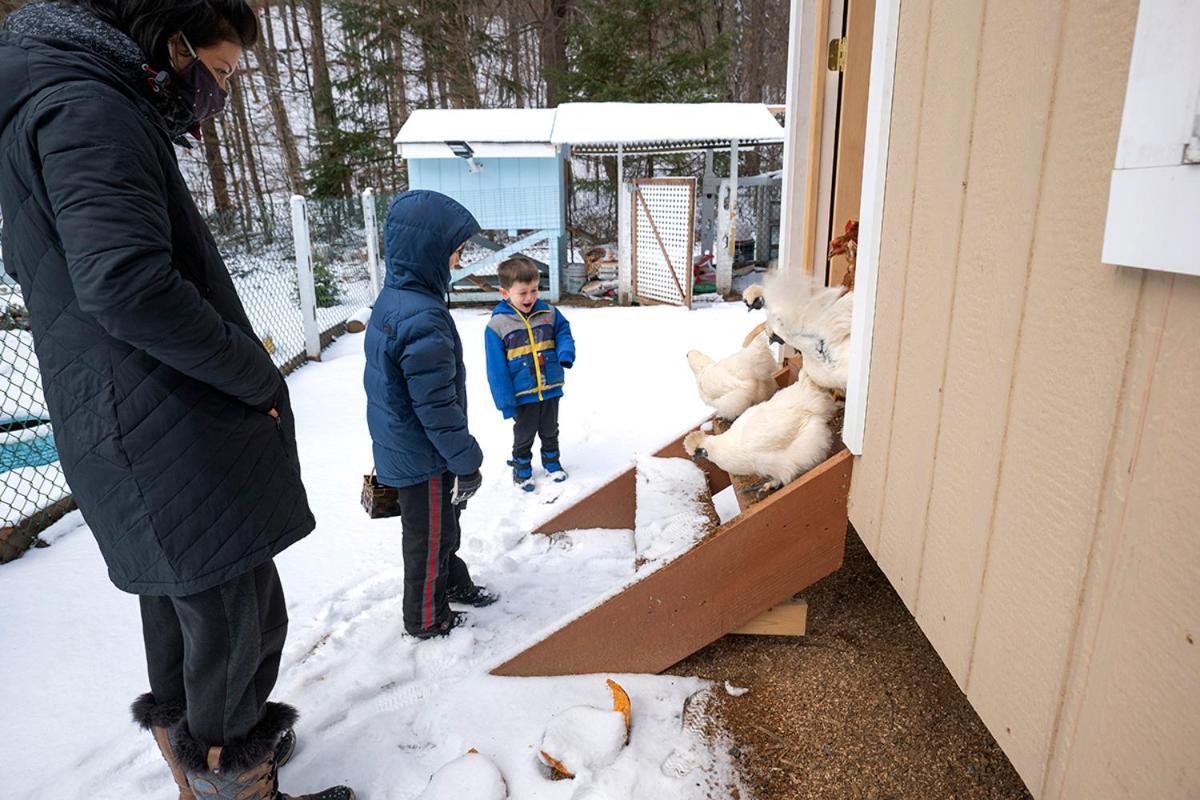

{"left": 497, "top": 256, "right": 541, "bottom": 289}
{"left": 67, "top": 0, "right": 258, "bottom": 68}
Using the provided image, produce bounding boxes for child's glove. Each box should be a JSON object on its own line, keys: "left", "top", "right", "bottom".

{"left": 451, "top": 470, "right": 482, "bottom": 506}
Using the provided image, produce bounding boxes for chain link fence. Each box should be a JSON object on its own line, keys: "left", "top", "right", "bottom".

{"left": 0, "top": 195, "right": 380, "bottom": 560}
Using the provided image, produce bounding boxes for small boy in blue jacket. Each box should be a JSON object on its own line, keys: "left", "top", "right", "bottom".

{"left": 485, "top": 256, "right": 576, "bottom": 491}
{"left": 364, "top": 190, "right": 497, "bottom": 639}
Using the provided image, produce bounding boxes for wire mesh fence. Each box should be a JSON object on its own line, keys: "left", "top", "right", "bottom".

{"left": 307, "top": 195, "right": 377, "bottom": 338}
{"left": 0, "top": 195, "right": 379, "bottom": 556}
{"left": 210, "top": 202, "right": 307, "bottom": 371}
{"left": 1, "top": 266, "right": 72, "bottom": 550}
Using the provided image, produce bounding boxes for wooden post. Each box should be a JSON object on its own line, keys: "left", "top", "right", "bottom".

{"left": 291, "top": 195, "right": 321, "bottom": 361}
{"left": 778, "top": 0, "right": 817, "bottom": 274}
{"left": 362, "top": 187, "right": 381, "bottom": 299}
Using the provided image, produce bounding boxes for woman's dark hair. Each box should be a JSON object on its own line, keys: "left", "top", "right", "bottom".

{"left": 67, "top": 0, "right": 258, "bottom": 67}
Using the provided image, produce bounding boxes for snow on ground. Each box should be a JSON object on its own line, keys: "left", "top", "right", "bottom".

{"left": 0, "top": 301, "right": 762, "bottom": 800}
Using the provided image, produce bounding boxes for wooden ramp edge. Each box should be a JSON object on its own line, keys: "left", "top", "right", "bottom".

{"left": 534, "top": 425, "right": 732, "bottom": 534}
{"left": 492, "top": 448, "right": 852, "bottom": 677}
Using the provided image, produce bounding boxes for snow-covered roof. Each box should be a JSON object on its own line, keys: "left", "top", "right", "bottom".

{"left": 395, "top": 109, "right": 558, "bottom": 158}
{"left": 551, "top": 102, "right": 785, "bottom": 154}
{"left": 394, "top": 103, "right": 784, "bottom": 158}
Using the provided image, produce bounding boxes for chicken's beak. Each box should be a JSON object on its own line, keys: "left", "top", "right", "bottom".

{"left": 690, "top": 447, "right": 708, "bottom": 462}
{"left": 745, "top": 297, "right": 764, "bottom": 311}
{"left": 769, "top": 332, "right": 785, "bottom": 346}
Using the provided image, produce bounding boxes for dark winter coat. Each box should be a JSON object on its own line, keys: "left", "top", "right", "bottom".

{"left": 0, "top": 4, "right": 315, "bottom": 596}
{"left": 364, "top": 191, "right": 484, "bottom": 488}
{"left": 484, "top": 300, "right": 575, "bottom": 419}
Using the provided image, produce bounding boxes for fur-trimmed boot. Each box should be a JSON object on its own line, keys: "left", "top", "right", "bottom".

{"left": 131, "top": 693, "right": 195, "bottom": 800}
{"left": 133, "top": 694, "right": 300, "bottom": 799}
{"left": 171, "top": 702, "right": 355, "bottom": 800}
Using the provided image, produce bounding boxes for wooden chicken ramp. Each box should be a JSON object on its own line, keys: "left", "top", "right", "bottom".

{"left": 491, "top": 429, "right": 852, "bottom": 677}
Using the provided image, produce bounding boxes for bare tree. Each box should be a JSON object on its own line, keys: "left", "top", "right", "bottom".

{"left": 200, "top": 117, "right": 234, "bottom": 213}
{"left": 252, "top": 5, "right": 307, "bottom": 194}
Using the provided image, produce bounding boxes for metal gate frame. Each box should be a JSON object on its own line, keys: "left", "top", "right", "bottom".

{"left": 631, "top": 177, "right": 696, "bottom": 308}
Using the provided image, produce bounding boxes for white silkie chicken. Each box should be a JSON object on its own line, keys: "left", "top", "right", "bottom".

{"left": 742, "top": 271, "right": 854, "bottom": 394}
{"left": 683, "top": 372, "right": 836, "bottom": 494}
{"left": 686, "top": 333, "right": 779, "bottom": 420}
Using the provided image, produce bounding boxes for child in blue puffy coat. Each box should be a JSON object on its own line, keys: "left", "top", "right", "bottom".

{"left": 364, "top": 190, "right": 498, "bottom": 639}
{"left": 484, "top": 256, "right": 576, "bottom": 491}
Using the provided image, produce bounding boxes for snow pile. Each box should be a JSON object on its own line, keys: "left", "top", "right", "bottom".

{"left": 418, "top": 751, "right": 507, "bottom": 800}
{"left": 539, "top": 705, "right": 628, "bottom": 776}
{"left": 0, "top": 303, "right": 760, "bottom": 799}
{"left": 634, "top": 456, "right": 714, "bottom": 566}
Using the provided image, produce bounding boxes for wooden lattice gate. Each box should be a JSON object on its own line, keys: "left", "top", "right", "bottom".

{"left": 631, "top": 177, "right": 696, "bottom": 308}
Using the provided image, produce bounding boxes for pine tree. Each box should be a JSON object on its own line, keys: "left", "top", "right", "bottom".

{"left": 562, "top": 0, "right": 731, "bottom": 104}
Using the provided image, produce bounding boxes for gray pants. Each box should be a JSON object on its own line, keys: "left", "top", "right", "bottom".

{"left": 139, "top": 560, "right": 287, "bottom": 746}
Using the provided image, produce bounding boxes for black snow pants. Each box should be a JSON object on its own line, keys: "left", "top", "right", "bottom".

{"left": 512, "top": 396, "right": 560, "bottom": 460}
{"left": 396, "top": 471, "right": 475, "bottom": 635}
{"left": 139, "top": 560, "right": 287, "bottom": 746}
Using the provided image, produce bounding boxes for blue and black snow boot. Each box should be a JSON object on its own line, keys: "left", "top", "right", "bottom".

{"left": 541, "top": 450, "right": 569, "bottom": 483}
{"left": 508, "top": 455, "right": 535, "bottom": 492}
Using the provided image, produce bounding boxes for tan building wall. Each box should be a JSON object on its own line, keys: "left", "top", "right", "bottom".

{"left": 847, "top": 0, "right": 1200, "bottom": 797}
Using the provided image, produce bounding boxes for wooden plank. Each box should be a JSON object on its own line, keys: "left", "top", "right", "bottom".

{"left": 493, "top": 449, "right": 851, "bottom": 676}
{"left": 874, "top": 0, "right": 986, "bottom": 610}
{"left": 845, "top": 0, "right": 932, "bottom": 555}
{"left": 828, "top": 0, "right": 876, "bottom": 288}
{"left": 534, "top": 426, "right": 731, "bottom": 535}
{"left": 963, "top": 0, "right": 1145, "bottom": 785}
{"left": 800, "top": 0, "right": 832, "bottom": 274}
{"left": 914, "top": 0, "right": 1066, "bottom": 687}
{"left": 732, "top": 598, "right": 808, "bottom": 637}
{"left": 1049, "top": 275, "right": 1200, "bottom": 800}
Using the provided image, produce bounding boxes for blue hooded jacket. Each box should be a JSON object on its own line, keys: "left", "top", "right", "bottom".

{"left": 364, "top": 191, "right": 484, "bottom": 487}
{"left": 485, "top": 299, "right": 576, "bottom": 419}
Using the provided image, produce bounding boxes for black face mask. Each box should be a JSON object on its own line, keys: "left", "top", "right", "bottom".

{"left": 175, "top": 34, "right": 228, "bottom": 123}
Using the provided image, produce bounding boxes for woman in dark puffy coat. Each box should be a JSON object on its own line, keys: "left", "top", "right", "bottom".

{"left": 0, "top": 2, "right": 352, "bottom": 797}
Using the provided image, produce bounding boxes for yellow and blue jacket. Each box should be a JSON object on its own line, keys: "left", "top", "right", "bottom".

{"left": 485, "top": 299, "right": 575, "bottom": 418}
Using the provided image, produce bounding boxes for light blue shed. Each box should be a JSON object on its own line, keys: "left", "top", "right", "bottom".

{"left": 395, "top": 109, "right": 565, "bottom": 302}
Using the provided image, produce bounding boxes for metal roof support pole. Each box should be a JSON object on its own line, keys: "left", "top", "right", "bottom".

{"left": 716, "top": 138, "right": 739, "bottom": 295}
{"left": 617, "top": 143, "right": 632, "bottom": 305}
{"left": 700, "top": 149, "right": 718, "bottom": 254}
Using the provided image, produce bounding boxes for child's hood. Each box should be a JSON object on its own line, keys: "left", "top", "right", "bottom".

{"left": 491, "top": 298, "right": 551, "bottom": 317}
{"left": 383, "top": 190, "right": 481, "bottom": 297}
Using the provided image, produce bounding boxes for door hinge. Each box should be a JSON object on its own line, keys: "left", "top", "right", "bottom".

{"left": 827, "top": 37, "right": 847, "bottom": 72}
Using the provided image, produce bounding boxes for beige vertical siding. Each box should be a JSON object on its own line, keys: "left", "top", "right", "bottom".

{"left": 846, "top": 0, "right": 1200, "bottom": 797}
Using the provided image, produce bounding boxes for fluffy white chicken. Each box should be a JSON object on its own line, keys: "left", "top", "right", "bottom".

{"left": 743, "top": 271, "right": 853, "bottom": 394}
{"left": 683, "top": 372, "right": 836, "bottom": 493}
{"left": 686, "top": 333, "right": 778, "bottom": 420}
